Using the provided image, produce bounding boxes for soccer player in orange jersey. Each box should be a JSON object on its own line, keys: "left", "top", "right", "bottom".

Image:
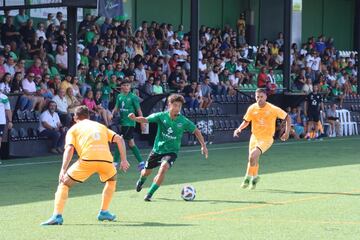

{"left": 41, "top": 106, "right": 130, "bottom": 225}
{"left": 233, "top": 89, "right": 291, "bottom": 189}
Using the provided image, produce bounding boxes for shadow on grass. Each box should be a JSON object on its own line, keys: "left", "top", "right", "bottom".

{"left": 1, "top": 137, "right": 359, "bottom": 207}
{"left": 156, "top": 197, "right": 278, "bottom": 205}
{"left": 65, "top": 221, "right": 195, "bottom": 227}
{"left": 259, "top": 189, "right": 360, "bottom": 196}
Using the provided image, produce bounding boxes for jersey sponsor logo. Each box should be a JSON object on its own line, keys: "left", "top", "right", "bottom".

{"left": 93, "top": 132, "right": 101, "bottom": 140}
{"left": 161, "top": 127, "right": 177, "bottom": 140}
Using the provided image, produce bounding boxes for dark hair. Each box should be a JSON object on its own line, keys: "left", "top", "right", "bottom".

{"left": 168, "top": 94, "right": 185, "bottom": 104}
{"left": 255, "top": 88, "right": 267, "bottom": 95}
{"left": 74, "top": 105, "right": 89, "bottom": 120}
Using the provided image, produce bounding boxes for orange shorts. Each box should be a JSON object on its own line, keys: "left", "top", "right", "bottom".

{"left": 67, "top": 159, "right": 117, "bottom": 183}
{"left": 249, "top": 135, "right": 274, "bottom": 154}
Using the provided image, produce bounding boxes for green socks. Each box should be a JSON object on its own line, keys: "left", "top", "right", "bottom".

{"left": 130, "top": 145, "right": 143, "bottom": 163}
{"left": 139, "top": 176, "right": 147, "bottom": 185}
{"left": 147, "top": 183, "right": 160, "bottom": 196}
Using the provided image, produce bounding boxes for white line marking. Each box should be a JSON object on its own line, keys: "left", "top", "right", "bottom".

{"left": 0, "top": 137, "right": 358, "bottom": 168}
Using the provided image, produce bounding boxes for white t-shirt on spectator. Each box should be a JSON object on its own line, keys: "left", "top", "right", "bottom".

{"left": 0, "top": 82, "right": 11, "bottom": 94}
{"left": 52, "top": 95, "right": 68, "bottom": 113}
{"left": 198, "top": 61, "right": 207, "bottom": 72}
{"left": 0, "top": 93, "right": 10, "bottom": 125}
{"left": 229, "top": 75, "right": 240, "bottom": 86}
{"left": 208, "top": 71, "right": 219, "bottom": 85}
{"left": 235, "top": 63, "right": 243, "bottom": 72}
{"left": 39, "top": 110, "right": 61, "bottom": 132}
{"left": 56, "top": 52, "right": 68, "bottom": 69}
{"left": 311, "top": 57, "right": 321, "bottom": 71}
{"left": 198, "top": 50, "right": 203, "bottom": 60}
{"left": 168, "top": 37, "right": 180, "bottom": 46}
{"left": 4, "top": 63, "right": 15, "bottom": 76}
{"left": 306, "top": 55, "right": 314, "bottom": 68}
{"left": 337, "top": 76, "right": 346, "bottom": 86}
{"left": 36, "top": 29, "right": 46, "bottom": 40}
{"left": 22, "top": 78, "right": 37, "bottom": 93}
{"left": 174, "top": 49, "right": 188, "bottom": 62}
{"left": 326, "top": 74, "right": 336, "bottom": 82}
{"left": 134, "top": 68, "right": 147, "bottom": 86}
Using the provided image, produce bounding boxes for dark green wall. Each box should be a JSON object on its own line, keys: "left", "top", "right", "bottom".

{"left": 302, "top": 0, "right": 355, "bottom": 50}
{"left": 134, "top": 0, "right": 247, "bottom": 31}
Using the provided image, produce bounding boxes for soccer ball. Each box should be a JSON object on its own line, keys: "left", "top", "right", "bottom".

{"left": 181, "top": 185, "right": 196, "bottom": 201}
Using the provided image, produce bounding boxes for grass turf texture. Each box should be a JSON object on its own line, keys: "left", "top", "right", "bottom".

{"left": 1, "top": 136, "right": 360, "bottom": 240}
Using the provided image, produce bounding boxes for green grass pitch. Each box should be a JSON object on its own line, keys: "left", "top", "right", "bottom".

{"left": 1, "top": 136, "right": 360, "bottom": 240}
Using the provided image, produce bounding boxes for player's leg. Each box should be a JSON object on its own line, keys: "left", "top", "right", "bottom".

{"left": 249, "top": 148, "right": 262, "bottom": 190}
{"left": 144, "top": 154, "right": 176, "bottom": 201}
{"left": 145, "top": 161, "right": 170, "bottom": 201}
{"left": 98, "top": 173, "right": 117, "bottom": 221}
{"left": 136, "top": 152, "right": 158, "bottom": 192}
{"left": 241, "top": 135, "right": 256, "bottom": 188}
{"left": 41, "top": 176, "right": 77, "bottom": 225}
{"left": 128, "top": 138, "right": 145, "bottom": 170}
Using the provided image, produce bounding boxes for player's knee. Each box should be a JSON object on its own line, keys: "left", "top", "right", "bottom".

{"left": 159, "top": 163, "right": 169, "bottom": 174}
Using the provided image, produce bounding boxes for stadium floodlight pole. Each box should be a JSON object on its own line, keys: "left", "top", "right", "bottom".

{"left": 283, "top": 0, "right": 292, "bottom": 92}
{"left": 67, "top": 6, "right": 78, "bottom": 77}
{"left": 190, "top": 0, "right": 199, "bottom": 83}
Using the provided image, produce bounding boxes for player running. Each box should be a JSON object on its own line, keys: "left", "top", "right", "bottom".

{"left": 128, "top": 94, "right": 208, "bottom": 201}
{"left": 112, "top": 80, "right": 145, "bottom": 171}
{"left": 233, "top": 88, "right": 291, "bottom": 189}
{"left": 41, "top": 106, "right": 129, "bottom": 225}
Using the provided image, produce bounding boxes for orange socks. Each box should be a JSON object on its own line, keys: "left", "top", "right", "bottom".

{"left": 101, "top": 180, "right": 116, "bottom": 211}
{"left": 246, "top": 163, "right": 259, "bottom": 177}
{"left": 53, "top": 184, "right": 69, "bottom": 215}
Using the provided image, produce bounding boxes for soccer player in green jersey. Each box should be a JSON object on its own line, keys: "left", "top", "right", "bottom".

{"left": 128, "top": 94, "right": 208, "bottom": 201}
{"left": 112, "top": 80, "right": 145, "bottom": 171}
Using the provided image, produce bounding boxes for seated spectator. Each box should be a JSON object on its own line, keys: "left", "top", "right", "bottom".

{"left": 183, "top": 81, "right": 200, "bottom": 109}
{"left": 65, "top": 87, "right": 81, "bottom": 114}
{"left": 83, "top": 90, "right": 111, "bottom": 126}
{"left": 288, "top": 106, "right": 305, "bottom": 139}
{"left": 200, "top": 77, "right": 212, "bottom": 109}
{"left": 257, "top": 66, "right": 268, "bottom": 88}
{"left": 22, "top": 72, "right": 45, "bottom": 111}
{"left": 38, "top": 101, "right": 66, "bottom": 154}
{"left": 4, "top": 56, "right": 16, "bottom": 76}
{"left": 55, "top": 45, "right": 68, "bottom": 74}
{"left": 100, "top": 80, "right": 112, "bottom": 109}
{"left": 94, "top": 90, "right": 112, "bottom": 126}
{"left": 52, "top": 88, "right": 71, "bottom": 127}
{"left": 302, "top": 78, "right": 313, "bottom": 94}
{"left": 28, "top": 58, "right": 43, "bottom": 77}
{"left": 153, "top": 78, "right": 163, "bottom": 95}
{"left": 143, "top": 77, "right": 154, "bottom": 97}
{"left": 326, "top": 103, "right": 340, "bottom": 137}
{"left": 0, "top": 73, "right": 12, "bottom": 94}
{"left": 60, "top": 75, "right": 73, "bottom": 92}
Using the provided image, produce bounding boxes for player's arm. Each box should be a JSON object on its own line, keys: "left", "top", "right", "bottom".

{"left": 233, "top": 120, "right": 250, "bottom": 137}
{"left": 136, "top": 108, "right": 146, "bottom": 131}
{"left": 112, "top": 134, "right": 130, "bottom": 172}
{"left": 193, "top": 128, "right": 208, "bottom": 159}
{"left": 280, "top": 115, "right": 291, "bottom": 141}
{"left": 59, "top": 144, "right": 74, "bottom": 183}
{"left": 5, "top": 109, "right": 13, "bottom": 129}
{"left": 128, "top": 113, "right": 148, "bottom": 123}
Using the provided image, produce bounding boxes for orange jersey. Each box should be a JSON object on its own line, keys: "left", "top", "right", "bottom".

{"left": 243, "top": 102, "right": 287, "bottom": 139}
{"left": 65, "top": 119, "right": 116, "bottom": 162}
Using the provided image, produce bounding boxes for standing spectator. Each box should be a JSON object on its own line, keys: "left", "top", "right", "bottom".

{"left": 1, "top": 16, "right": 21, "bottom": 46}
{"left": 0, "top": 92, "right": 12, "bottom": 164}
{"left": 53, "top": 12, "right": 63, "bottom": 28}
{"left": 304, "top": 84, "right": 324, "bottom": 140}
{"left": 14, "top": 9, "right": 29, "bottom": 29}
{"left": 183, "top": 81, "right": 200, "bottom": 109}
{"left": 39, "top": 101, "right": 65, "bottom": 154}
{"left": 52, "top": 88, "right": 71, "bottom": 127}
{"left": 134, "top": 62, "right": 147, "bottom": 87}
{"left": 302, "top": 78, "right": 313, "bottom": 94}
{"left": 19, "top": 19, "right": 35, "bottom": 44}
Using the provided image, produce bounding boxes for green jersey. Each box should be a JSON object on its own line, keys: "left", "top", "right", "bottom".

{"left": 146, "top": 111, "right": 196, "bottom": 154}
{"left": 115, "top": 92, "right": 141, "bottom": 127}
